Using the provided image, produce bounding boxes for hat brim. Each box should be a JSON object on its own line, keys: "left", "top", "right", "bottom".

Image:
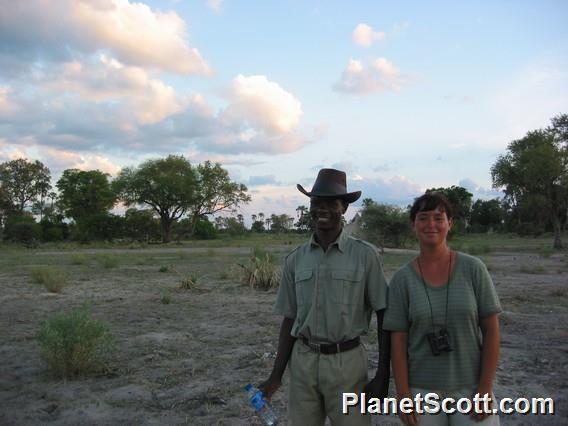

{"left": 297, "top": 184, "right": 361, "bottom": 204}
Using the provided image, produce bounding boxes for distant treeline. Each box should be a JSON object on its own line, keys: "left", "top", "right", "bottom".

{"left": 0, "top": 114, "right": 566, "bottom": 248}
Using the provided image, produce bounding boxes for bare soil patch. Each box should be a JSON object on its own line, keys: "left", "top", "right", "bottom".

{"left": 0, "top": 243, "right": 566, "bottom": 425}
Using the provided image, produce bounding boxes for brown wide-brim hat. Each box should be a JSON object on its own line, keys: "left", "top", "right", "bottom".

{"left": 297, "top": 168, "right": 361, "bottom": 204}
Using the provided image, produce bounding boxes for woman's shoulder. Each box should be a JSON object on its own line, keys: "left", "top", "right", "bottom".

{"left": 454, "top": 251, "right": 487, "bottom": 270}
{"left": 389, "top": 260, "right": 418, "bottom": 287}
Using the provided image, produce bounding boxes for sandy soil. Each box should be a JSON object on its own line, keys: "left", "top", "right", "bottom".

{"left": 0, "top": 245, "right": 566, "bottom": 425}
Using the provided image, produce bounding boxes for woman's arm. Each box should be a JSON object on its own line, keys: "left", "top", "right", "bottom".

{"left": 391, "top": 331, "right": 418, "bottom": 426}
{"left": 474, "top": 314, "right": 500, "bottom": 421}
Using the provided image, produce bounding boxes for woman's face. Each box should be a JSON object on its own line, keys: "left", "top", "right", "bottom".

{"left": 413, "top": 206, "right": 453, "bottom": 247}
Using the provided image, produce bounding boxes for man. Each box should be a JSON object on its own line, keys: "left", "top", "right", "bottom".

{"left": 259, "top": 168, "right": 390, "bottom": 426}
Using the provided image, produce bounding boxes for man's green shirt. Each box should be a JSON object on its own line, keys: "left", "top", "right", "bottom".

{"left": 273, "top": 230, "right": 388, "bottom": 344}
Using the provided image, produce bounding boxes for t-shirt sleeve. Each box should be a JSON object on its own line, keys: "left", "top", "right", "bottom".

{"left": 472, "top": 258, "right": 502, "bottom": 319}
{"left": 273, "top": 254, "right": 297, "bottom": 318}
{"left": 382, "top": 270, "right": 410, "bottom": 331}
{"left": 365, "top": 247, "right": 388, "bottom": 311}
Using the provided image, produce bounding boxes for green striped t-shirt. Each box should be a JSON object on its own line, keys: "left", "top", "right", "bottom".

{"left": 383, "top": 252, "right": 502, "bottom": 391}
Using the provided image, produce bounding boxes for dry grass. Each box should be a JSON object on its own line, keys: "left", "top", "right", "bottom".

{"left": 30, "top": 267, "right": 66, "bottom": 293}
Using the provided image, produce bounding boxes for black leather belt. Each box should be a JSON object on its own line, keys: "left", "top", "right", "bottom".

{"left": 300, "top": 336, "right": 360, "bottom": 355}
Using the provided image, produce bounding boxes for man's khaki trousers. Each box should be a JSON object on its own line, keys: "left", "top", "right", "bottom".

{"left": 288, "top": 340, "right": 371, "bottom": 426}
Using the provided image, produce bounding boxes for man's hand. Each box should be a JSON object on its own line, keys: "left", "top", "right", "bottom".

{"left": 362, "top": 375, "right": 388, "bottom": 400}
{"left": 258, "top": 376, "right": 281, "bottom": 400}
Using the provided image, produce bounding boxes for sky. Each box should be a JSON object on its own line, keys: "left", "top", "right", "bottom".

{"left": 1, "top": 0, "right": 567, "bottom": 223}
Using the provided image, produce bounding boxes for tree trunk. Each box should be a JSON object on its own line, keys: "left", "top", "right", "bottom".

{"left": 551, "top": 214, "right": 563, "bottom": 249}
{"left": 161, "top": 216, "right": 171, "bottom": 243}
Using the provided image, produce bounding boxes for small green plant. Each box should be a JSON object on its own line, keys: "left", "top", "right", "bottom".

{"left": 160, "top": 289, "right": 172, "bottom": 304}
{"left": 30, "top": 267, "right": 66, "bottom": 293}
{"left": 37, "top": 305, "right": 113, "bottom": 378}
{"left": 170, "top": 266, "right": 202, "bottom": 291}
{"left": 95, "top": 255, "right": 119, "bottom": 269}
{"left": 240, "top": 249, "right": 280, "bottom": 290}
{"left": 70, "top": 254, "right": 87, "bottom": 265}
{"left": 158, "top": 266, "right": 169, "bottom": 273}
{"left": 520, "top": 264, "right": 545, "bottom": 274}
{"left": 539, "top": 247, "right": 554, "bottom": 258}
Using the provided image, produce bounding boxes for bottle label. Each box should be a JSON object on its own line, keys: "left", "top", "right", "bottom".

{"left": 250, "top": 391, "right": 266, "bottom": 410}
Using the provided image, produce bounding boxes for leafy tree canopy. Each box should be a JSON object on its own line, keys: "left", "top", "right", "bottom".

{"left": 0, "top": 158, "right": 51, "bottom": 213}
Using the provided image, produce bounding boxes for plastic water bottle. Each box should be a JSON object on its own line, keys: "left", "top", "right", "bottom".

{"left": 244, "top": 384, "right": 279, "bottom": 426}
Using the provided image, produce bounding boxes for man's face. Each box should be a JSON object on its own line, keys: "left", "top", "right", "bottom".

{"left": 309, "top": 197, "right": 346, "bottom": 231}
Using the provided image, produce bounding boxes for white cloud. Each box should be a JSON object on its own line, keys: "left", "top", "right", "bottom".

{"left": 0, "top": 86, "right": 18, "bottom": 115}
{"left": 352, "top": 175, "right": 422, "bottom": 206}
{"left": 43, "top": 57, "right": 183, "bottom": 125}
{"left": 207, "top": 0, "right": 224, "bottom": 13}
{"left": 352, "top": 23, "right": 385, "bottom": 47}
{"left": 0, "top": 0, "right": 212, "bottom": 76}
{"left": 333, "top": 58, "right": 404, "bottom": 94}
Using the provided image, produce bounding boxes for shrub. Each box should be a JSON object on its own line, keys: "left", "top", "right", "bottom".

{"left": 37, "top": 305, "right": 113, "bottom": 378}
{"left": 3, "top": 213, "right": 41, "bottom": 244}
{"left": 179, "top": 273, "right": 199, "bottom": 290}
{"left": 31, "top": 267, "right": 66, "bottom": 293}
{"left": 95, "top": 254, "right": 119, "bottom": 269}
{"left": 70, "top": 254, "right": 87, "bottom": 265}
{"left": 240, "top": 249, "right": 280, "bottom": 290}
{"left": 160, "top": 290, "right": 172, "bottom": 304}
{"left": 158, "top": 265, "right": 168, "bottom": 273}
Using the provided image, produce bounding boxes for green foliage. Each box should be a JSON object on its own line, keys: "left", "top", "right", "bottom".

{"left": 70, "top": 254, "right": 87, "bottom": 265}
{"left": 0, "top": 158, "right": 51, "bottom": 213}
{"left": 39, "top": 216, "right": 69, "bottom": 242}
{"left": 268, "top": 213, "right": 294, "bottom": 233}
{"left": 36, "top": 305, "right": 113, "bottom": 378}
{"left": 360, "top": 200, "right": 412, "bottom": 248}
{"left": 426, "top": 186, "right": 473, "bottom": 232}
{"left": 160, "top": 289, "right": 172, "bottom": 304}
{"left": 95, "top": 254, "right": 119, "bottom": 269}
{"left": 73, "top": 213, "right": 124, "bottom": 242}
{"left": 56, "top": 169, "right": 116, "bottom": 222}
{"left": 492, "top": 115, "right": 568, "bottom": 249}
{"left": 113, "top": 155, "right": 197, "bottom": 243}
{"left": 3, "top": 213, "right": 41, "bottom": 243}
{"left": 294, "top": 205, "right": 311, "bottom": 233}
{"left": 124, "top": 208, "right": 161, "bottom": 242}
{"left": 187, "top": 161, "right": 251, "bottom": 236}
{"left": 470, "top": 199, "right": 505, "bottom": 233}
{"left": 30, "top": 267, "right": 66, "bottom": 293}
{"left": 158, "top": 265, "right": 168, "bottom": 273}
{"left": 240, "top": 249, "right": 280, "bottom": 290}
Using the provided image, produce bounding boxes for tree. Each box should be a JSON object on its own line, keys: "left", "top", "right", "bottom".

{"left": 124, "top": 208, "right": 160, "bottom": 242}
{"left": 492, "top": 116, "right": 568, "bottom": 249}
{"left": 56, "top": 169, "right": 117, "bottom": 241}
{"left": 426, "top": 185, "right": 473, "bottom": 233}
{"left": 0, "top": 158, "right": 51, "bottom": 213}
{"left": 470, "top": 199, "right": 505, "bottom": 232}
{"left": 295, "top": 205, "right": 311, "bottom": 232}
{"left": 113, "top": 155, "right": 196, "bottom": 243}
{"left": 186, "top": 161, "right": 251, "bottom": 235}
{"left": 360, "top": 200, "right": 412, "bottom": 248}
{"left": 269, "top": 213, "right": 293, "bottom": 233}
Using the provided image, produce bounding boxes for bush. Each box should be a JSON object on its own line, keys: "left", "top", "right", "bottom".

{"left": 3, "top": 214, "right": 41, "bottom": 243}
{"left": 31, "top": 267, "right": 66, "bottom": 293}
{"left": 95, "top": 254, "right": 119, "bottom": 269}
{"left": 240, "top": 249, "right": 280, "bottom": 290}
{"left": 37, "top": 305, "right": 113, "bottom": 378}
{"left": 360, "top": 201, "right": 412, "bottom": 248}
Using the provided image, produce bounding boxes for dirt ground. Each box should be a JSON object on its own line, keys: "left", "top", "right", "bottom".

{"left": 0, "top": 242, "right": 566, "bottom": 425}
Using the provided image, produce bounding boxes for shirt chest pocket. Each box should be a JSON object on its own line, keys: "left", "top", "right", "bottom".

{"left": 331, "top": 269, "right": 364, "bottom": 305}
{"left": 295, "top": 269, "right": 314, "bottom": 306}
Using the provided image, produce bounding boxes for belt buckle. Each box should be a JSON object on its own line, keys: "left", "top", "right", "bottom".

{"left": 307, "top": 341, "right": 321, "bottom": 353}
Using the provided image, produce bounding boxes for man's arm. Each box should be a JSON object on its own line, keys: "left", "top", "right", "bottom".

{"left": 258, "top": 317, "right": 296, "bottom": 399}
{"left": 363, "top": 309, "right": 390, "bottom": 399}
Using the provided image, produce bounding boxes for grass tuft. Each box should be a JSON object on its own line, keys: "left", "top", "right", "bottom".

{"left": 95, "top": 255, "right": 119, "bottom": 269}
{"left": 160, "top": 289, "right": 172, "bottom": 304}
{"left": 158, "top": 266, "right": 169, "bottom": 273}
{"left": 31, "top": 267, "right": 66, "bottom": 293}
{"left": 69, "top": 254, "right": 87, "bottom": 265}
{"left": 239, "top": 249, "right": 280, "bottom": 291}
{"left": 37, "top": 304, "right": 113, "bottom": 379}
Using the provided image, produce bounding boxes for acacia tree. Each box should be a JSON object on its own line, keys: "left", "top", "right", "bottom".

{"left": 0, "top": 158, "right": 51, "bottom": 213}
{"left": 492, "top": 114, "right": 568, "bottom": 249}
{"left": 113, "top": 155, "right": 196, "bottom": 243}
{"left": 186, "top": 161, "right": 251, "bottom": 235}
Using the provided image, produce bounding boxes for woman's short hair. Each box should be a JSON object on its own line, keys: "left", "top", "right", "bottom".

{"left": 410, "top": 192, "right": 454, "bottom": 222}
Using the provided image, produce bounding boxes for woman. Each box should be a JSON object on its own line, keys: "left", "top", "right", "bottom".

{"left": 383, "top": 192, "right": 501, "bottom": 425}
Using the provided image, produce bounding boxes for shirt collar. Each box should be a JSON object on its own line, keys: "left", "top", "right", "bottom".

{"left": 309, "top": 228, "right": 348, "bottom": 253}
